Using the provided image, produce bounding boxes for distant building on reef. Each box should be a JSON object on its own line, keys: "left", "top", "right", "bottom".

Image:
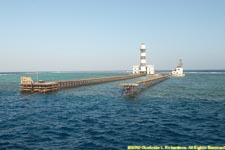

{"left": 171, "top": 59, "right": 185, "bottom": 77}
{"left": 133, "top": 43, "right": 155, "bottom": 75}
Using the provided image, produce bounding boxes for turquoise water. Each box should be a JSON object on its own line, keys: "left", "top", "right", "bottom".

{"left": 0, "top": 71, "right": 225, "bottom": 149}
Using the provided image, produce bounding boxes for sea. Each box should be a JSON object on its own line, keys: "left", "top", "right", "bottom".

{"left": 0, "top": 71, "right": 225, "bottom": 150}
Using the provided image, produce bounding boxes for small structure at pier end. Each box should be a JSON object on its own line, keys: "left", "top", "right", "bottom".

{"left": 171, "top": 59, "right": 185, "bottom": 77}
{"left": 133, "top": 43, "right": 155, "bottom": 75}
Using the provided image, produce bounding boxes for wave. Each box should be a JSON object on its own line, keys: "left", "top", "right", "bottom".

{"left": 0, "top": 73, "right": 17, "bottom": 76}
{"left": 187, "top": 72, "right": 225, "bottom": 74}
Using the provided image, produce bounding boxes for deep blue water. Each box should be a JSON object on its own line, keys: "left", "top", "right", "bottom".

{"left": 0, "top": 71, "right": 225, "bottom": 149}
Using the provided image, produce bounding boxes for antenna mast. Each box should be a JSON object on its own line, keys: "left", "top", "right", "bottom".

{"left": 179, "top": 59, "right": 183, "bottom": 67}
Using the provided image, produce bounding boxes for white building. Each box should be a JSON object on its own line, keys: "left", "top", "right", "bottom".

{"left": 133, "top": 43, "right": 155, "bottom": 75}
{"left": 171, "top": 59, "right": 185, "bottom": 77}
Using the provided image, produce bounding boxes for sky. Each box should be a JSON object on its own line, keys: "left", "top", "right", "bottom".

{"left": 0, "top": 0, "right": 225, "bottom": 72}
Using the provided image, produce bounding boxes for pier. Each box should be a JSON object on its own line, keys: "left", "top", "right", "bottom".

{"left": 20, "top": 44, "right": 174, "bottom": 94}
{"left": 20, "top": 74, "right": 144, "bottom": 93}
{"left": 119, "top": 74, "right": 170, "bottom": 96}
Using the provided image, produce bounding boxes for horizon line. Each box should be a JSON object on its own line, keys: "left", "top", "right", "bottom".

{"left": 1, "top": 69, "right": 225, "bottom": 73}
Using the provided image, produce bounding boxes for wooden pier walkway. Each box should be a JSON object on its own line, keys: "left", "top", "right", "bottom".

{"left": 119, "top": 74, "right": 170, "bottom": 96}
{"left": 20, "top": 74, "right": 144, "bottom": 93}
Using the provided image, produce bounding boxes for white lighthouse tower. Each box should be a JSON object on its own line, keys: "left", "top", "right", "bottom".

{"left": 133, "top": 43, "right": 155, "bottom": 75}
{"left": 140, "top": 43, "right": 147, "bottom": 73}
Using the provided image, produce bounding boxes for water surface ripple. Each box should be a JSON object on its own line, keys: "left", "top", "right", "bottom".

{"left": 0, "top": 72, "right": 225, "bottom": 149}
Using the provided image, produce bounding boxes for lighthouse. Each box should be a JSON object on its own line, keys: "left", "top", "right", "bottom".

{"left": 140, "top": 43, "right": 147, "bottom": 74}
{"left": 133, "top": 43, "right": 155, "bottom": 75}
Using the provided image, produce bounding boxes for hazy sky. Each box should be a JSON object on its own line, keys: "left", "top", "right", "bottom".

{"left": 0, "top": 0, "right": 225, "bottom": 72}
